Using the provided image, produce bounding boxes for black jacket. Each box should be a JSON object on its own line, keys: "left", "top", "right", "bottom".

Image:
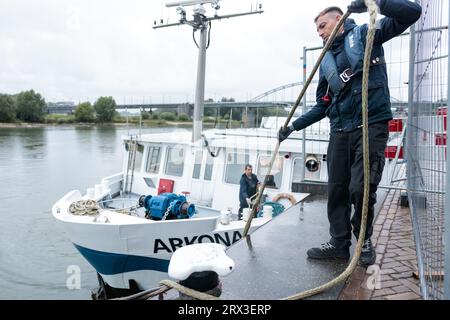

{"left": 292, "top": 0, "right": 422, "bottom": 133}
{"left": 239, "top": 173, "right": 259, "bottom": 206}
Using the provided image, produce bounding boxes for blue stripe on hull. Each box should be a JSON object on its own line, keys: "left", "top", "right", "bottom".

{"left": 73, "top": 244, "right": 170, "bottom": 275}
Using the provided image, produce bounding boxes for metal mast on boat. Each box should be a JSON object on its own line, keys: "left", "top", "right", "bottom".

{"left": 154, "top": 0, "right": 263, "bottom": 142}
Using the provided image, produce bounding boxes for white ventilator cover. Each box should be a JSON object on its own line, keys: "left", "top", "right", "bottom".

{"left": 168, "top": 243, "right": 235, "bottom": 281}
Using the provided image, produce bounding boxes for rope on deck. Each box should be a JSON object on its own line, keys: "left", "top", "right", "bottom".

{"left": 69, "top": 200, "right": 100, "bottom": 216}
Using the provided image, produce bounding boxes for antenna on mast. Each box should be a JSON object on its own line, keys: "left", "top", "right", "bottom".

{"left": 153, "top": 0, "right": 264, "bottom": 142}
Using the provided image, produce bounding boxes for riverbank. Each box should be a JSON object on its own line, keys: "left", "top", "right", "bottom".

{"left": 0, "top": 120, "right": 238, "bottom": 129}
{"left": 0, "top": 122, "right": 155, "bottom": 129}
{"left": 0, "top": 122, "right": 50, "bottom": 128}
{"left": 0, "top": 121, "right": 211, "bottom": 129}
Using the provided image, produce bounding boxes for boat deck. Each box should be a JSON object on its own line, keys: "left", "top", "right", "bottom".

{"left": 99, "top": 193, "right": 224, "bottom": 220}
{"left": 219, "top": 190, "right": 387, "bottom": 300}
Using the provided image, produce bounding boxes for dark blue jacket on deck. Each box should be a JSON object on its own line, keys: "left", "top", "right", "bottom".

{"left": 239, "top": 173, "right": 259, "bottom": 206}
{"left": 292, "top": 0, "right": 422, "bottom": 133}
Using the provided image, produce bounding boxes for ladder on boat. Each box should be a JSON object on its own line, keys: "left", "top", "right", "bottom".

{"left": 123, "top": 138, "right": 138, "bottom": 195}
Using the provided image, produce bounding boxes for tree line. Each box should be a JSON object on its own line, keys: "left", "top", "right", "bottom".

{"left": 0, "top": 91, "right": 286, "bottom": 125}
{"left": 0, "top": 90, "right": 118, "bottom": 123}
{"left": 0, "top": 90, "right": 47, "bottom": 123}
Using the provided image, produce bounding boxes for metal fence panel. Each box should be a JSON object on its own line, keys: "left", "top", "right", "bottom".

{"left": 408, "top": 0, "right": 449, "bottom": 301}
{"left": 446, "top": 0, "right": 450, "bottom": 301}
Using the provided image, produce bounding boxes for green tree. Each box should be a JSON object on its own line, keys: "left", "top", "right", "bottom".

{"left": 94, "top": 96, "right": 117, "bottom": 123}
{"left": 159, "top": 112, "right": 176, "bottom": 121}
{"left": 204, "top": 108, "right": 216, "bottom": 117}
{"left": 216, "top": 98, "right": 232, "bottom": 119}
{"left": 177, "top": 114, "right": 190, "bottom": 121}
{"left": 221, "top": 97, "right": 235, "bottom": 102}
{"left": 16, "top": 90, "right": 46, "bottom": 122}
{"left": 0, "top": 94, "right": 16, "bottom": 122}
{"left": 75, "top": 102, "right": 95, "bottom": 123}
{"left": 141, "top": 111, "right": 150, "bottom": 120}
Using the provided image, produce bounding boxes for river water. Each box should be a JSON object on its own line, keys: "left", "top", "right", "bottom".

{"left": 0, "top": 125, "right": 189, "bottom": 299}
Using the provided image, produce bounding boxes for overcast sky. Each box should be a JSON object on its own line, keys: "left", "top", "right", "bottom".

{"left": 0, "top": 0, "right": 395, "bottom": 104}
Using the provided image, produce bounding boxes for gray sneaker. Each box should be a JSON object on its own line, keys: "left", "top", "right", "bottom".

{"left": 307, "top": 242, "right": 350, "bottom": 260}
{"left": 360, "top": 239, "right": 376, "bottom": 266}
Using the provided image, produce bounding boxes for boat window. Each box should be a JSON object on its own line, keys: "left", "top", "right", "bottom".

{"left": 143, "top": 177, "right": 156, "bottom": 188}
{"left": 133, "top": 144, "right": 145, "bottom": 172}
{"left": 192, "top": 151, "right": 203, "bottom": 179}
{"left": 145, "top": 146, "right": 162, "bottom": 174}
{"left": 257, "top": 155, "right": 283, "bottom": 189}
{"left": 225, "top": 152, "right": 249, "bottom": 185}
{"left": 165, "top": 146, "right": 185, "bottom": 177}
{"left": 292, "top": 158, "right": 305, "bottom": 183}
{"left": 204, "top": 152, "right": 214, "bottom": 181}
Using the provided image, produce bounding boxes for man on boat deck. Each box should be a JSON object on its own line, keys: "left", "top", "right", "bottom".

{"left": 278, "top": 0, "right": 421, "bottom": 266}
{"left": 238, "top": 164, "right": 260, "bottom": 220}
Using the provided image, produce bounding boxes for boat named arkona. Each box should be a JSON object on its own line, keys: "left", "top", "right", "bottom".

{"left": 52, "top": 117, "right": 330, "bottom": 295}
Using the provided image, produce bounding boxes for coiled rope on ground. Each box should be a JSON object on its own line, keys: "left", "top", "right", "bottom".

{"left": 69, "top": 200, "right": 100, "bottom": 216}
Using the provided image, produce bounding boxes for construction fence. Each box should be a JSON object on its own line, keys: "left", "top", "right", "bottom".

{"left": 407, "top": 0, "right": 449, "bottom": 300}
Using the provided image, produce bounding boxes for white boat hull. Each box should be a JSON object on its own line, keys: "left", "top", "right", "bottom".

{"left": 52, "top": 190, "right": 269, "bottom": 290}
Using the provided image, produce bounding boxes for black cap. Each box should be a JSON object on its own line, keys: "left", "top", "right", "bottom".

{"left": 179, "top": 271, "right": 219, "bottom": 292}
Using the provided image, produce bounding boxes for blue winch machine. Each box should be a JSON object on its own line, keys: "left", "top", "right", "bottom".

{"left": 139, "top": 193, "right": 196, "bottom": 220}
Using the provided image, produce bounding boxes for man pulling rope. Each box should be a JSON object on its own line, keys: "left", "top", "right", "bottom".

{"left": 278, "top": 0, "right": 421, "bottom": 267}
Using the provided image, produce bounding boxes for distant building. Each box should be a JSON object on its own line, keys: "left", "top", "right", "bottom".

{"left": 47, "top": 101, "right": 76, "bottom": 114}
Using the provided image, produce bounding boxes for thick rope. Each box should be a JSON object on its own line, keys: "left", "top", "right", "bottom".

{"left": 69, "top": 200, "right": 100, "bottom": 216}
{"left": 159, "top": 280, "right": 220, "bottom": 300}
{"left": 283, "top": 0, "right": 378, "bottom": 300}
{"left": 112, "top": 285, "right": 171, "bottom": 301}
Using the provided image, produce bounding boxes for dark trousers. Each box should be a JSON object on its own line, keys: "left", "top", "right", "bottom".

{"left": 327, "top": 122, "right": 389, "bottom": 248}
{"left": 238, "top": 203, "right": 248, "bottom": 220}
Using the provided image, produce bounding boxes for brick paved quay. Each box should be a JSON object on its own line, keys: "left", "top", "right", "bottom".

{"left": 340, "top": 189, "right": 422, "bottom": 300}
